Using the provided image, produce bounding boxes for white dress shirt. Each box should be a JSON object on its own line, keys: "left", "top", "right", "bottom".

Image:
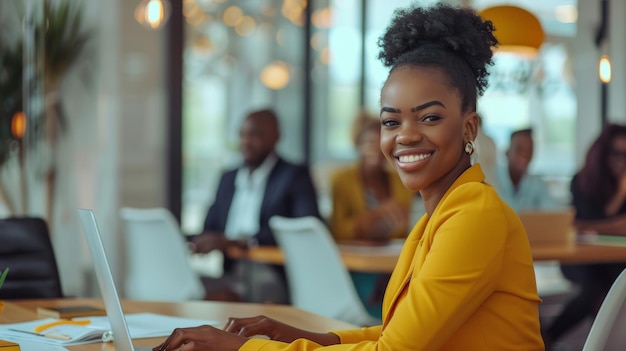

{"left": 224, "top": 153, "right": 278, "bottom": 240}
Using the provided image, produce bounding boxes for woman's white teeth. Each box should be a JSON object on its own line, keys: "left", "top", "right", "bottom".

{"left": 399, "top": 153, "right": 432, "bottom": 163}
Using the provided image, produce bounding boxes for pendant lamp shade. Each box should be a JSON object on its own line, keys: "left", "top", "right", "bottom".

{"left": 479, "top": 6, "right": 544, "bottom": 58}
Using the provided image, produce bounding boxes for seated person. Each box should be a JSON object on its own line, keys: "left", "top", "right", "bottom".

{"left": 474, "top": 114, "right": 498, "bottom": 188}
{"left": 329, "top": 111, "right": 415, "bottom": 319}
{"left": 156, "top": 4, "right": 544, "bottom": 349}
{"left": 190, "top": 108, "right": 320, "bottom": 303}
{"left": 496, "top": 128, "right": 558, "bottom": 212}
{"left": 542, "top": 123, "right": 626, "bottom": 350}
{"left": 494, "top": 129, "right": 564, "bottom": 349}
{"left": 330, "top": 111, "right": 414, "bottom": 242}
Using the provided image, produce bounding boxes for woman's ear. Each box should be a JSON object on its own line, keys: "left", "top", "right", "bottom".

{"left": 464, "top": 113, "right": 479, "bottom": 143}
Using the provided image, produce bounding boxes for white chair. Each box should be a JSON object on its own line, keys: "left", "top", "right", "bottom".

{"left": 119, "top": 207, "right": 206, "bottom": 301}
{"left": 269, "top": 215, "right": 381, "bottom": 327}
{"left": 534, "top": 261, "right": 573, "bottom": 296}
{"left": 582, "top": 268, "right": 626, "bottom": 351}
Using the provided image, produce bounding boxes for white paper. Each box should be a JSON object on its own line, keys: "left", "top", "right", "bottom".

{"left": 0, "top": 313, "right": 219, "bottom": 346}
{"left": 86, "top": 313, "right": 220, "bottom": 338}
{"left": 7, "top": 340, "right": 68, "bottom": 351}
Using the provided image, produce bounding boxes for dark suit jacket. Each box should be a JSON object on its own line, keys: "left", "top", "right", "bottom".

{"left": 203, "top": 157, "right": 320, "bottom": 247}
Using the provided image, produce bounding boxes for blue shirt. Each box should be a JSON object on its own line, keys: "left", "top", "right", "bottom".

{"left": 496, "top": 164, "right": 559, "bottom": 212}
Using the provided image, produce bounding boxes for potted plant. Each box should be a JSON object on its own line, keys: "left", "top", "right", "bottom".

{"left": 0, "top": 0, "right": 91, "bottom": 224}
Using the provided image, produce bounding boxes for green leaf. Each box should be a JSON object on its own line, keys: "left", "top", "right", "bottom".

{"left": 0, "top": 267, "right": 8, "bottom": 289}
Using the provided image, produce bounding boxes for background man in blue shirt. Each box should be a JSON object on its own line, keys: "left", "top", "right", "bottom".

{"left": 496, "top": 128, "right": 558, "bottom": 212}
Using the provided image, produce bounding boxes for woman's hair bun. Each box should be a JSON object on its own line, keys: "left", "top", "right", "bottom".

{"left": 377, "top": 3, "right": 498, "bottom": 95}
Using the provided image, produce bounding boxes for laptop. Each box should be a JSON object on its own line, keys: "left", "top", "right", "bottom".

{"left": 77, "top": 208, "right": 153, "bottom": 351}
{"left": 518, "top": 209, "right": 575, "bottom": 247}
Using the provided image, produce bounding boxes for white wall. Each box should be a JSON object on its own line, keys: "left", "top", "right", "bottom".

{"left": 572, "top": 0, "right": 599, "bottom": 169}
{"left": 608, "top": 0, "right": 626, "bottom": 125}
{"left": 80, "top": 0, "right": 168, "bottom": 297}
{"left": 575, "top": 0, "right": 626, "bottom": 169}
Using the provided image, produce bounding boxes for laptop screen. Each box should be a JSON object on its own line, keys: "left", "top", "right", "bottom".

{"left": 78, "top": 208, "right": 148, "bottom": 351}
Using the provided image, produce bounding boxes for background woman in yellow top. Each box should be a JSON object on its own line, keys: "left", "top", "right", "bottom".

{"left": 329, "top": 112, "right": 415, "bottom": 319}
{"left": 155, "top": 4, "right": 544, "bottom": 350}
{"left": 330, "top": 110, "right": 414, "bottom": 242}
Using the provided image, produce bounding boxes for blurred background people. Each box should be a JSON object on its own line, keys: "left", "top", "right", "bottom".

{"left": 329, "top": 110, "right": 414, "bottom": 319}
{"left": 543, "top": 123, "right": 626, "bottom": 350}
{"left": 330, "top": 110, "right": 414, "bottom": 242}
{"left": 496, "top": 128, "right": 558, "bottom": 212}
{"left": 190, "top": 108, "right": 320, "bottom": 303}
{"left": 474, "top": 115, "right": 498, "bottom": 188}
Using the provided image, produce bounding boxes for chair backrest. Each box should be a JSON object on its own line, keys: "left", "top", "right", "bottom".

{"left": 118, "top": 207, "right": 205, "bottom": 301}
{"left": 0, "top": 217, "right": 63, "bottom": 299}
{"left": 269, "top": 215, "right": 381, "bottom": 326}
{"left": 583, "top": 268, "right": 626, "bottom": 351}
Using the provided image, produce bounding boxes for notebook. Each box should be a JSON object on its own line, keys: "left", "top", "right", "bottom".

{"left": 518, "top": 209, "right": 575, "bottom": 247}
{"left": 77, "top": 208, "right": 154, "bottom": 351}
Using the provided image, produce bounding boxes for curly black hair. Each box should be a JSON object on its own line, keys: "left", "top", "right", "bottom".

{"left": 377, "top": 3, "right": 498, "bottom": 112}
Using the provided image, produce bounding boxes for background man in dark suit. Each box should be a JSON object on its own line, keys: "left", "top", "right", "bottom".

{"left": 191, "top": 108, "right": 320, "bottom": 303}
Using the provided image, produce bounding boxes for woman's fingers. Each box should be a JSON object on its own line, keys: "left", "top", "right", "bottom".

{"left": 155, "top": 325, "right": 248, "bottom": 351}
{"left": 236, "top": 318, "right": 274, "bottom": 337}
{"left": 155, "top": 325, "right": 215, "bottom": 351}
{"left": 224, "top": 315, "right": 296, "bottom": 341}
{"left": 224, "top": 315, "right": 267, "bottom": 334}
{"left": 156, "top": 327, "right": 185, "bottom": 351}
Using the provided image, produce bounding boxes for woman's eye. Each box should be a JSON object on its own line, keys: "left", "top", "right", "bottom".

{"left": 422, "top": 115, "right": 441, "bottom": 122}
{"left": 381, "top": 119, "right": 399, "bottom": 127}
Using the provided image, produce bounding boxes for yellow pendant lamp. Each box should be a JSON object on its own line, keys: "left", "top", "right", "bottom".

{"left": 479, "top": 5, "right": 545, "bottom": 58}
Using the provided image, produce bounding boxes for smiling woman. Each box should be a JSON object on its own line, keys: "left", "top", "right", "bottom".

{"left": 156, "top": 4, "right": 544, "bottom": 351}
{"left": 379, "top": 72, "right": 472, "bottom": 211}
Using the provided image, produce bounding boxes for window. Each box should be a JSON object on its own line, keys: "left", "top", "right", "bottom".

{"left": 182, "top": 0, "right": 307, "bottom": 233}
{"left": 181, "top": 0, "right": 579, "bottom": 229}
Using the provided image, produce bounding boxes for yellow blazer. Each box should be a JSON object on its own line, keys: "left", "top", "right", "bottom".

{"left": 240, "top": 164, "right": 544, "bottom": 351}
{"left": 330, "top": 164, "right": 414, "bottom": 240}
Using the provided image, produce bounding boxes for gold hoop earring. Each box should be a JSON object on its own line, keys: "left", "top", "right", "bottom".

{"left": 464, "top": 140, "right": 476, "bottom": 156}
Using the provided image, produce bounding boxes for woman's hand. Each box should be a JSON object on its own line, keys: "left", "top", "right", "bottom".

{"left": 618, "top": 173, "right": 626, "bottom": 195}
{"left": 575, "top": 214, "right": 626, "bottom": 235}
{"left": 224, "top": 315, "right": 305, "bottom": 343}
{"left": 356, "top": 200, "right": 409, "bottom": 241}
{"left": 605, "top": 173, "right": 626, "bottom": 216}
{"left": 153, "top": 325, "right": 247, "bottom": 351}
{"left": 224, "top": 315, "right": 340, "bottom": 346}
{"left": 376, "top": 200, "right": 409, "bottom": 232}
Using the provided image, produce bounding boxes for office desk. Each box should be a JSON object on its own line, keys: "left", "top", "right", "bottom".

{"left": 532, "top": 242, "right": 626, "bottom": 263}
{"left": 228, "top": 243, "right": 401, "bottom": 273}
{"left": 229, "top": 241, "right": 626, "bottom": 274}
{"left": 0, "top": 298, "right": 357, "bottom": 351}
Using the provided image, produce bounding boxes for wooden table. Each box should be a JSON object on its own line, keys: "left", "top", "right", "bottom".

{"left": 533, "top": 242, "right": 626, "bottom": 263}
{"left": 228, "top": 241, "right": 402, "bottom": 273}
{"left": 0, "top": 298, "right": 356, "bottom": 350}
{"left": 229, "top": 241, "right": 626, "bottom": 274}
